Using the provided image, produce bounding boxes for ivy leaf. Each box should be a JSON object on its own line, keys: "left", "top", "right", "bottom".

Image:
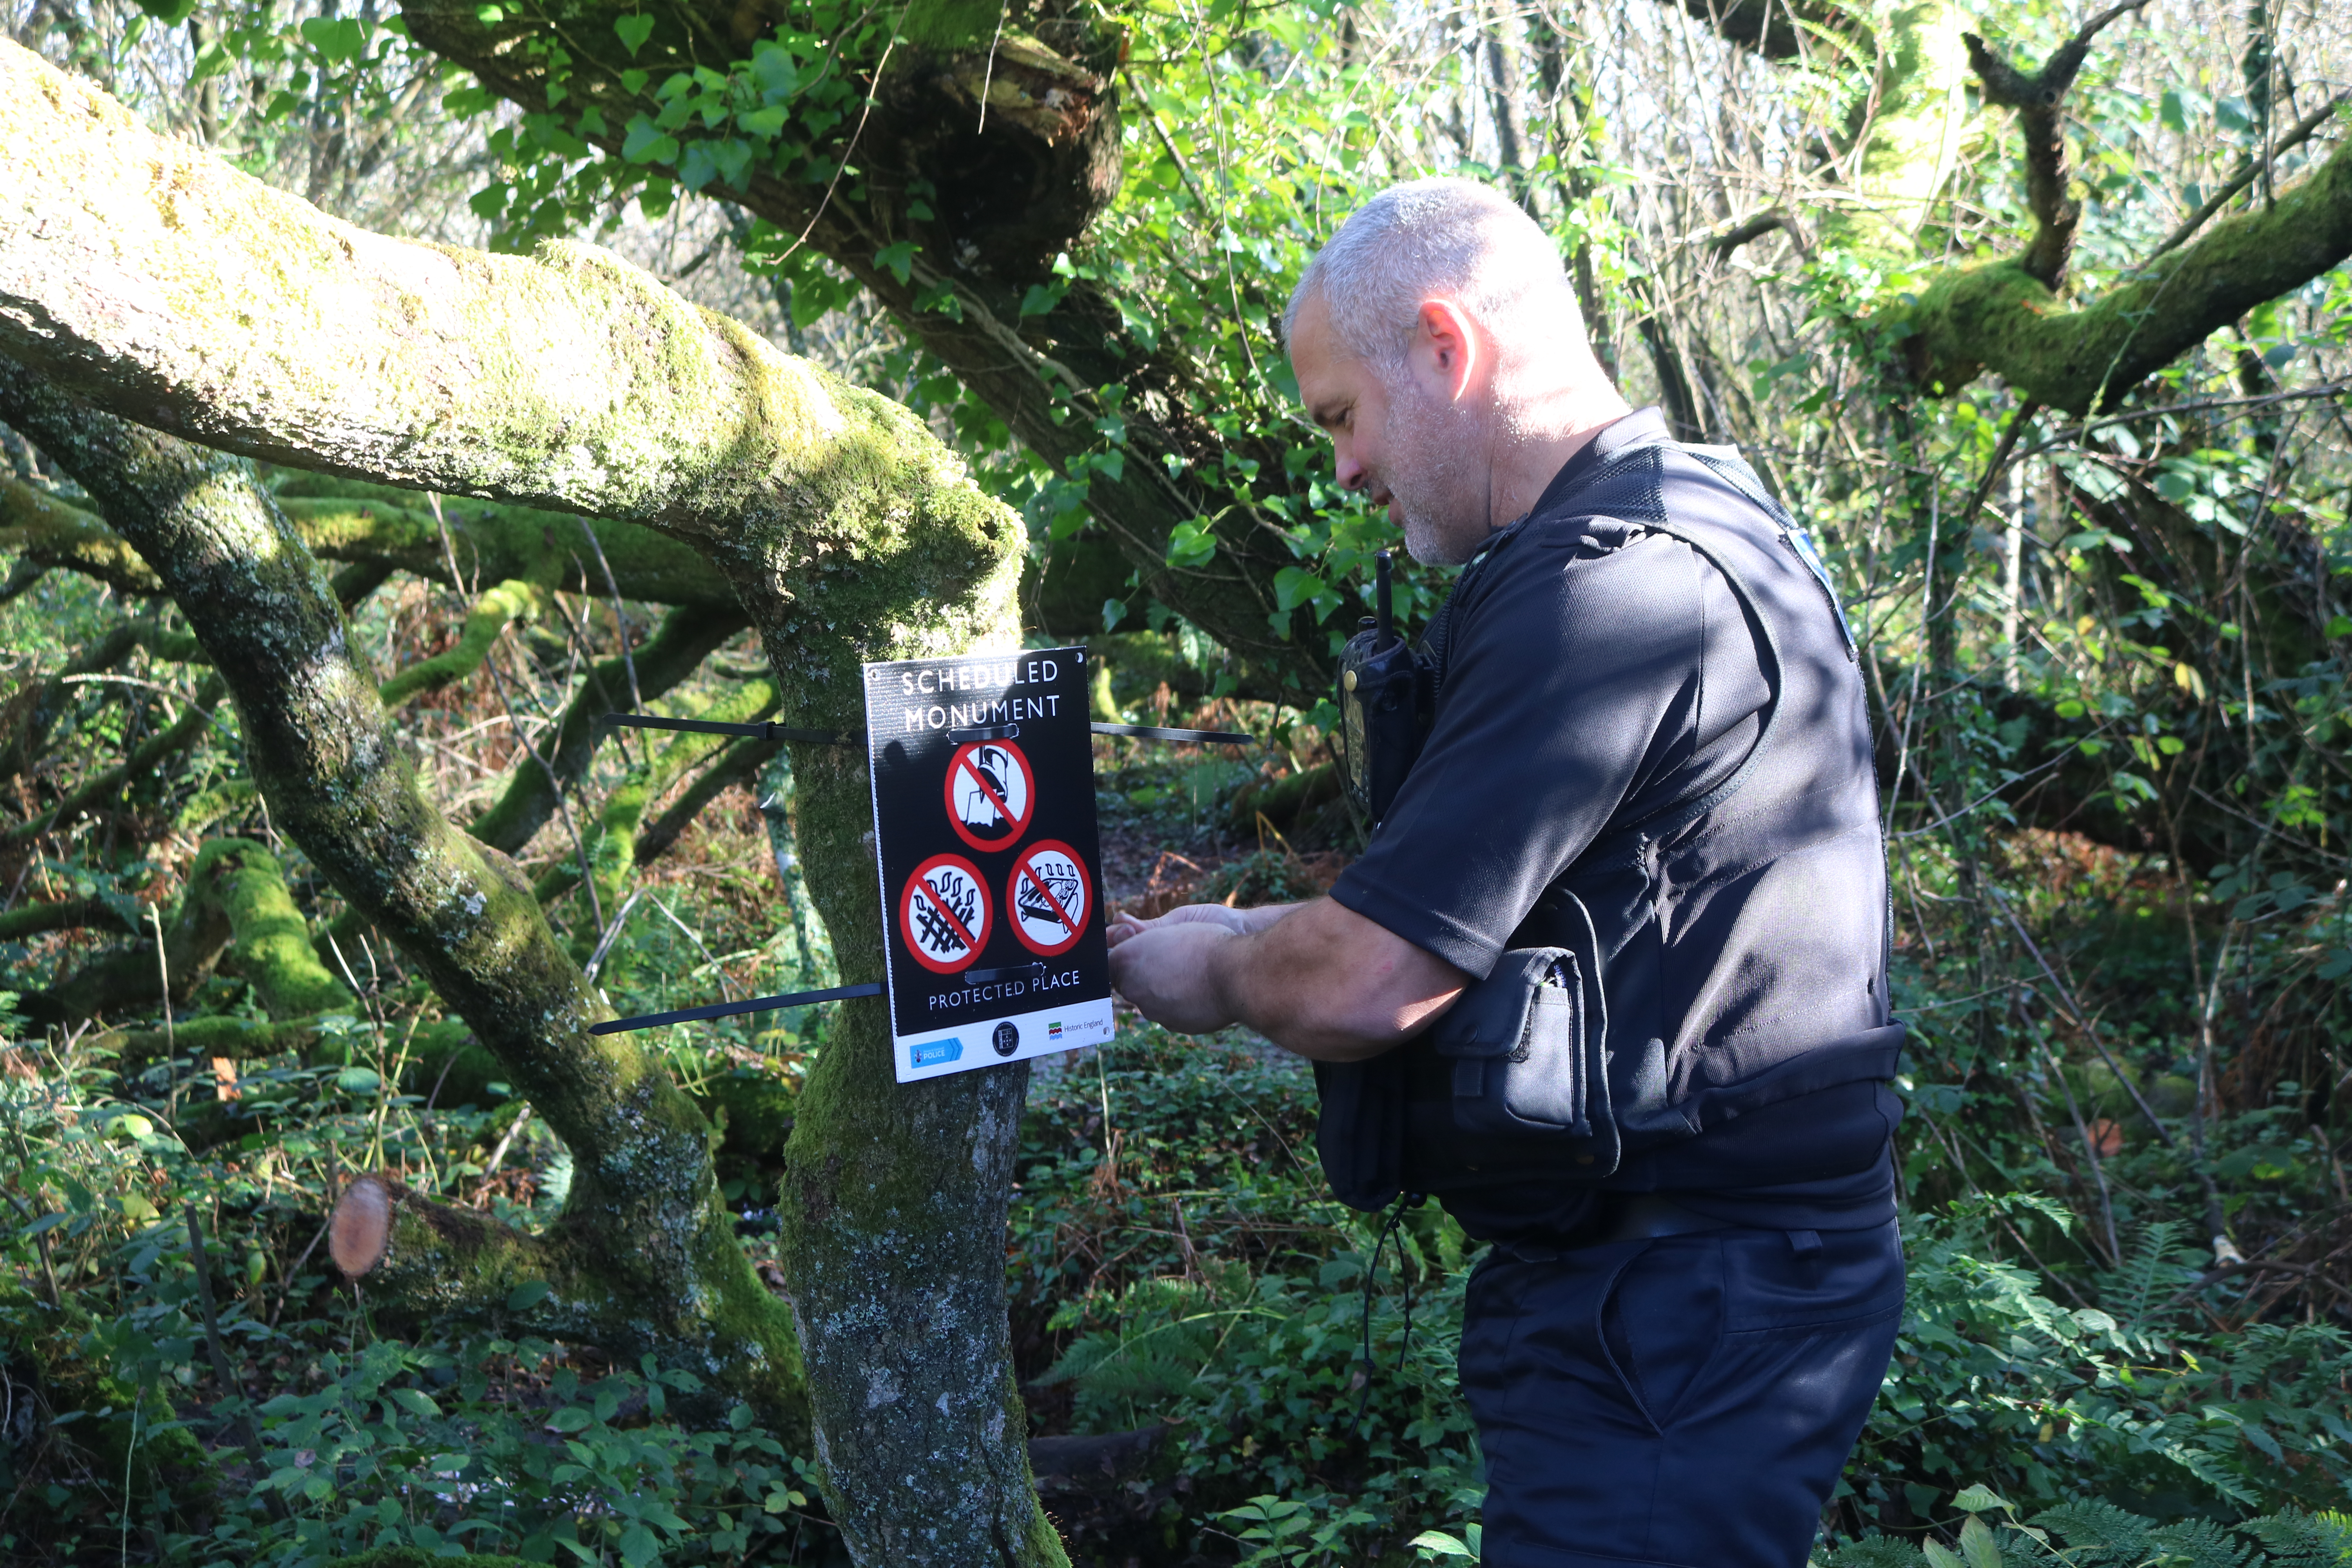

{"left": 875, "top": 241, "right": 918, "bottom": 285}
{"left": 613, "top": 13, "right": 655, "bottom": 56}
{"left": 1272, "top": 566, "right": 1327, "bottom": 612}
{"left": 737, "top": 105, "right": 789, "bottom": 138}
{"left": 708, "top": 138, "right": 755, "bottom": 189}
{"left": 621, "top": 116, "right": 679, "bottom": 165}
{"left": 299, "top": 16, "right": 367, "bottom": 63}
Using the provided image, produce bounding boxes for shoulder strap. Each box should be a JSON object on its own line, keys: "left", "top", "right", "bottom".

{"left": 1595, "top": 517, "right": 1787, "bottom": 849}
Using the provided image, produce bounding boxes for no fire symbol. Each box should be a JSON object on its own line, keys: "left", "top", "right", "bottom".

{"left": 900, "top": 853, "right": 991, "bottom": 973}
{"left": 1007, "top": 840, "right": 1091, "bottom": 957}
{"left": 944, "top": 739, "right": 1034, "bottom": 852}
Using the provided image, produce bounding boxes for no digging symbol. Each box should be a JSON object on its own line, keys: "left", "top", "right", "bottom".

{"left": 1007, "top": 840, "right": 1091, "bottom": 957}
{"left": 900, "top": 854, "right": 990, "bottom": 974}
{"left": 944, "top": 739, "right": 1033, "bottom": 852}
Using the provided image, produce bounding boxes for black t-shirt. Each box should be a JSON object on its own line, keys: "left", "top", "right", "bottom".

{"left": 1328, "top": 409, "right": 1898, "bottom": 1240}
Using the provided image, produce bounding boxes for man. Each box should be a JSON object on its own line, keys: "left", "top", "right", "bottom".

{"left": 1107, "top": 178, "right": 1907, "bottom": 1568}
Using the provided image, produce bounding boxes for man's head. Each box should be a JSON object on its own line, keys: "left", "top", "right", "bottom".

{"left": 1285, "top": 178, "right": 1622, "bottom": 564}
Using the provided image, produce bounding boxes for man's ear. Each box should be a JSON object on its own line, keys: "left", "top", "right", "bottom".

{"left": 1414, "top": 299, "right": 1481, "bottom": 402}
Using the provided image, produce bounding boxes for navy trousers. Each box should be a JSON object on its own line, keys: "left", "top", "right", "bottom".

{"left": 1457, "top": 1218, "right": 1904, "bottom": 1568}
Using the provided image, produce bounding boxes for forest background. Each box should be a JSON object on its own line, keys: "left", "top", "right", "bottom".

{"left": 0, "top": 0, "right": 2348, "bottom": 1563}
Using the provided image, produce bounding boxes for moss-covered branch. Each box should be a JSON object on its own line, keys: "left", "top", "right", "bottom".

{"left": 470, "top": 600, "right": 749, "bottom": 854}
{"left": 0, "top": 473, "right": 162, "bottom": 592}
{"left": 328, "top": 1174, "right": 639, "bottom": 1345}
{"left": 274, "top": 482, "right": 737, "bottom": 610}
{"left": 15, "top": 850, "right": 233, "bottom": 1027}
{"left": 376, "top": 575, "right": 553, "bottom": 708}
{"left": 0, "top": 894, "right": 138, "bottom": 940}
{"left": 0, "top": 372, "right": 810, "bottom": 1445}
{"left": 532, "top": 679, "right": 777, "bottom": 926}
{"left": 1906, "top": 129, "right": 2352, "bottom": 412}
{"left": 634, "top": 734, "right": 781, "bottom": 869}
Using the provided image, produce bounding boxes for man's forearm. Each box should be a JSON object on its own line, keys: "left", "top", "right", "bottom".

{"left": 1202, "top": 899, "right": 1466, "bottom": 1062}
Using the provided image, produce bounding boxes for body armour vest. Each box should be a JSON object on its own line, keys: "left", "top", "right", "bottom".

{"left": 1315, "top": 432, "right": 1905, "bottom": 1214}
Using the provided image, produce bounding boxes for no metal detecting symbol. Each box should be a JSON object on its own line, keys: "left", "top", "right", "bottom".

{"left": 943, "top": 739, "right": 1034, "bottom": 852}
{"left": 1007, "top": 839, "right": 1091, "bottom": 958}
{"left": 900, "top": 853, "right": 991, "bottom": 975}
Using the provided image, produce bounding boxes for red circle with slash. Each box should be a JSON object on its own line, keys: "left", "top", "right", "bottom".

{"left": 899, "top": 853, "right": 991, "bottom": 974}
{"left": 942, "top": 738, "right": 1034, "bottom": 852}
{"left": 1005, "top": 839, "right": 1092, "bottom": 958}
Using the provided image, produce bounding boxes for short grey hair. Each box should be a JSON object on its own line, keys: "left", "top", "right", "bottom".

{"left": 1284, "top": 178, "right": 1583, "bottom": 372}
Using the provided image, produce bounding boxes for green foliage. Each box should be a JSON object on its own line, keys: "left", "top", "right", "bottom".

{"left": 1820, "top": 1483, "right": 2352, "bottom": 1566}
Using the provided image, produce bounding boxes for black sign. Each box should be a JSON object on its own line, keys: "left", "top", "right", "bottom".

{"left": 864, "top": 647, "right": 1114, "bottom": 1080}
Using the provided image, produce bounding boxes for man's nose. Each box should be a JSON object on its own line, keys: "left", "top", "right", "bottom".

{"left": 1333, "top": 446, "right": 1368, "bottom": 492}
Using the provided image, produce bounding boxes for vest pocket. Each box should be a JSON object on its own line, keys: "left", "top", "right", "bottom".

{"left": 1429, "top": 947, "right": 1593, "bottom": 1135}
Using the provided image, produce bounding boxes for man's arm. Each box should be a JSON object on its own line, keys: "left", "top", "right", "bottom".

{"left": 1106, "top": 897, "right": 1470, "bottom": 1062}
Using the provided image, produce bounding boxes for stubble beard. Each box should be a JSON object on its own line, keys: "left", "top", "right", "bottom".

{"left": 1382, "top": 382, "right": 1488, "bottom": 567}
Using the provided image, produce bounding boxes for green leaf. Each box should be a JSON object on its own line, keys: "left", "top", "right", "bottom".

{"left": 300, "top": 16, "right": 367, "bottom": 62}
{"left": 621, "top": 116, "right": 679, "bottom": 165}
{"left": 546, "top": 1405, "right": 593, "bottom": 1432}
{"left": 474, "top": 4, "right": 503, "bottom": 22}
{"left": 1951, "top": 1485, "right": 2007, "bottom": 1513}
{"left": 335, "top": 1066, "right": 381, "bottom": 1095}
{"left": 738, "top": 105, "right": 789, "bottom": 138}
{"left": 613, "top": 13, "right": 655, "bottom": 56}
{"left": 506, "top": 1278, "right": 553, "bottom": 1312}
{"left": 387, "top": 1387, "right": 441, "bottom": 1418}
{"left": 875, "top": 240, "right": 918, "bottom": 285}
{"left": 1957, "top": 1514, "right": 2002, "bottom": 1568}
{"left": 1272, "top": 566, "right": 1327, "bottom": 612}
{"left": 619, "top": 1523, "right": 662, "bottom": 1568}
{"left": 1408, "top": 1531, "right": 1479, "bottom": 1560}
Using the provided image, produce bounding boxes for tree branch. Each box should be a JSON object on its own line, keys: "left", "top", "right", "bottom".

{"left": 1962, "top": 0, "right": 2153, "bottom": 289}
{"left": 1905, "top": 132, "right": 2352, "bottom": 412}
{"left": 470, "top": 600, "right": 748, "bottom": 855}
{"left": 2147, "top": 93, "right": 2351, "bottom": 261}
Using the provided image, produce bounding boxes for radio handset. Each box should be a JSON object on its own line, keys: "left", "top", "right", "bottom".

{"left": 1336, "top": 551, "right": 1434, "bottom": 827}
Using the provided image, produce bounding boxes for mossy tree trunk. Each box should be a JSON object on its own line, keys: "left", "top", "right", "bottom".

{"left": 0, "top": 40, "right": 1066, "bottom": 1566}
{"left": 0, "top": 370, "right": 813, "bottom": 1438}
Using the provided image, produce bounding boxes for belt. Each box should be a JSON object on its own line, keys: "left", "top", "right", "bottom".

{"left": 1503, "top": 1195, "right": 1722, "bottom": 1262}
{"left": 1597, "top": 1193, "right": 1721, "bottom": 1243}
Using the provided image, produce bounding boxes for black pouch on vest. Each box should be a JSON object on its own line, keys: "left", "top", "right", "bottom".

{"left": 1316, "top": 893, "right": 1617, "bottom": 1210}
{"left": 1313, "top": 1051, "right": 1408, "bottom": 1211}
{"left": 1426, "top": 946, "right": 1602, "bottom": 1136}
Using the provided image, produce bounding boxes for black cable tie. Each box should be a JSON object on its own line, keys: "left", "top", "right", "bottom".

{"left": 1089, "top": 722, "right": 1255, "bottom": 746}
{"left": 601, "top": 713, "right": 1255, "bottom": 748}
{"left": 589, "top": 981, "right": 883, "bottom": 1035}
{"left": 598, "top": 711, "right": 853, "bottom": 747}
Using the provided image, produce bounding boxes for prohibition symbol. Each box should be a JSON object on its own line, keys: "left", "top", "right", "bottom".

{"left": 1006, "top": 839, "right": 1092, "bottom": 957}
{"left": 944, "top": 739, "right": 1034, "bottom": 852}
{"left": 899, "top": 853, "right": 991, "bottom": 974}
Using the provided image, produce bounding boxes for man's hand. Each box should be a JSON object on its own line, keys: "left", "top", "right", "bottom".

{"left": 1107, "top": 897, "right": 1470, "bottom": 1062}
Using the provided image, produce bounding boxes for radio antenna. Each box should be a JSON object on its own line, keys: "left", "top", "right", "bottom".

{"left": 1374, "top": 550, "right": 1394, "bottom": 644}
